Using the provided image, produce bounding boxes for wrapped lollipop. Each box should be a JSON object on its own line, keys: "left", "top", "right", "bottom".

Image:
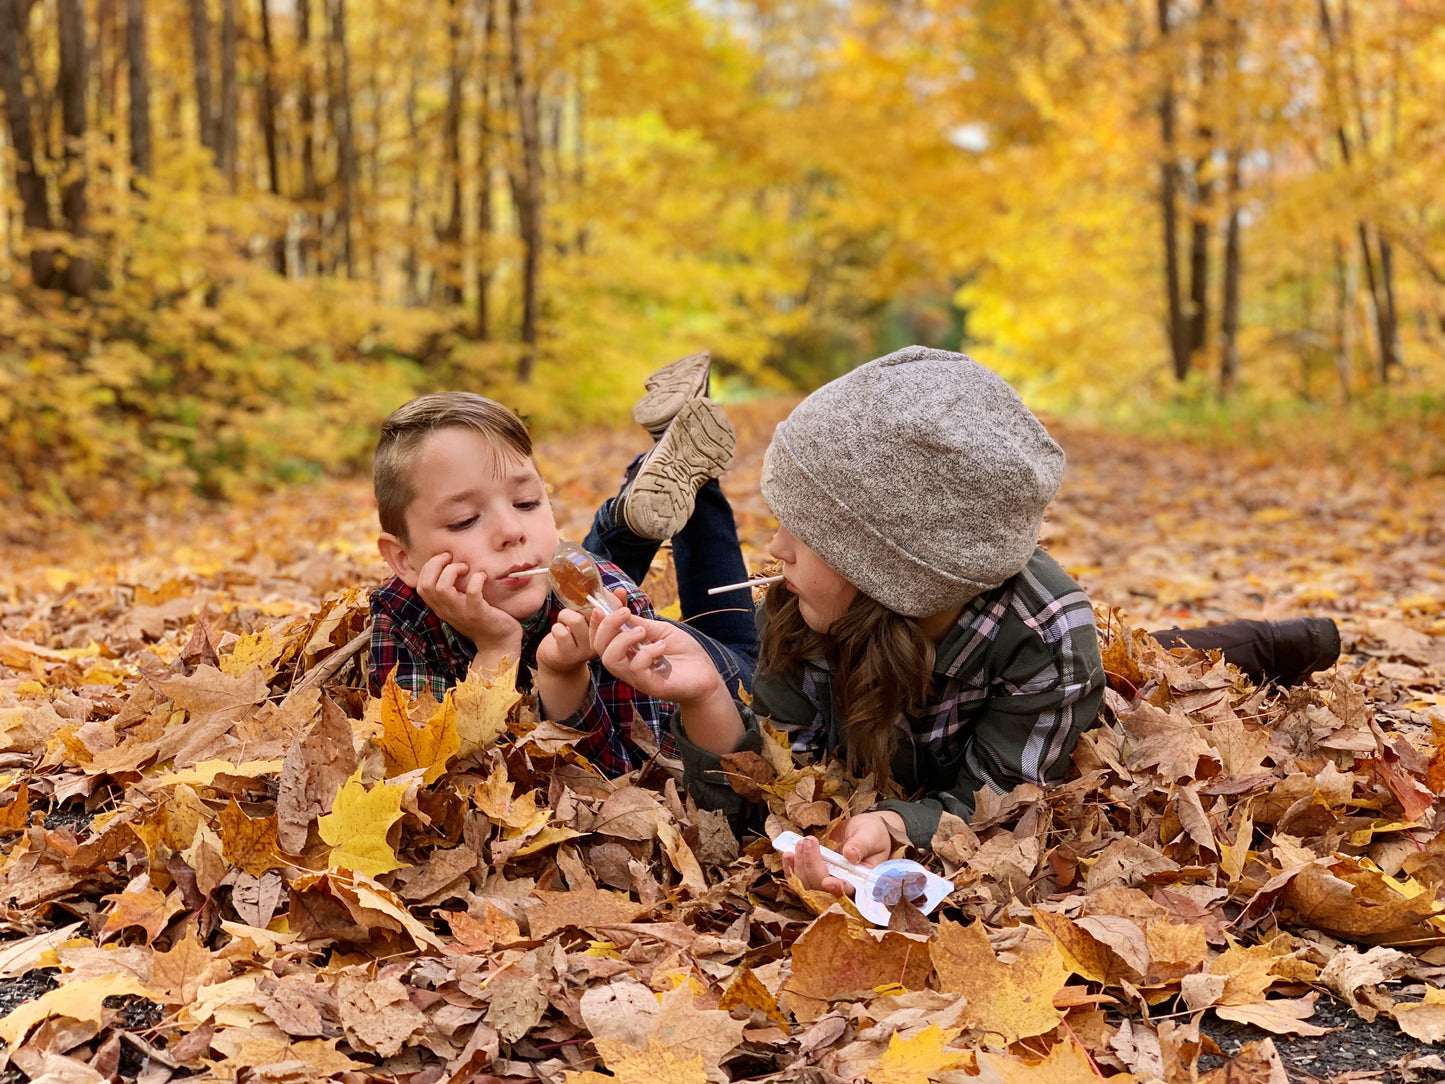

{"left": 515, "top": 540, "right": 672, "bottom": 677}
{"left": 771, "top": 830, "right": 952, "bottom": 926}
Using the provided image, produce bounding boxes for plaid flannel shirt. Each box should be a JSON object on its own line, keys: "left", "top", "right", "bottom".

{"left": 672, "top": 547, "right": 1105, "bottom": 846}
{"left": 368, "top": 557, "right": 679, "bottom": 777}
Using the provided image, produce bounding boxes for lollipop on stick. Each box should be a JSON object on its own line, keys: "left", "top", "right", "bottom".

{"left": 771, "top": 830, "right": 952, "bottom": 926}
{"left": 546, "top": 541, "right": 672, "bottom": 678}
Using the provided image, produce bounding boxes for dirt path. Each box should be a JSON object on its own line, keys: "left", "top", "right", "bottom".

{"left": 2, "top": 399, "right": 1444, "bottom": 1083}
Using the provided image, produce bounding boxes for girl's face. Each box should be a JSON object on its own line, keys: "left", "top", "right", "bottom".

{"left": 768, "top": 524, "right": 858, "bottom": 633}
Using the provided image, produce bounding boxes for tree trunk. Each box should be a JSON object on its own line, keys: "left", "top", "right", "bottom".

{"left": 403, "top": 44, "right": 422, "bottom": 304}
{"left": 1318, "top": 0, "right": 1398, "bottom": 382}
{"left": 1376, "top": 233, "right": 1399, "bottom": 381}
{"left": 330, "top": 0, "right": 354, "bottom": 276}
{"left": 298, "top": 0, "right": 317, "bottom": 274}
{"left": 0, "top": 0, "right": 58, "bottom": 288}
{"left": 1156, "top": 0, "right": 1188, "bottom": 380}
{"left": 508, "top": 0, "right": 543, "bottom": 380}
{"left": 92, "top": 0, "right": 118, "bottom": 148}
{"left": 18, "top": 4, "right": 54, "bottom": 165}
{"left": 1217, "top": 147, "right": 1241, "bottom": 400}
{"left": 219, "top": 0, "right": 236, "bottom": 184}
{"left": 126, "top": 0, "right": 151, "bottom": 178}
{"left": 256, "top": 0, "right": 284, "bottom": 272}
{"left": 58, "top": 0, "right": 91, "bottom": 296}
{"left": 440, "top": 0, "right": 464, "bottom": 304}
{"left": 367, "top": 5, "right": 382, "bottom": 290}
{"left": 475, "top": 0, "right": 495, "bottom": 338}
{"left": 1332, "top": 238, "right": 1355, "bottom": 402}
{"left": 574, "top": 50, "right": 586, "bottom": 255}
{"left": 1187, "top": 0, "right": 1216, "bottom": 362}
{"left": 190, "top": 0, "right": 217, "bottom": 158}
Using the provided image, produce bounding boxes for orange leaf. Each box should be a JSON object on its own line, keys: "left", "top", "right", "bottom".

{"left": 219, "top": 798, "right": 285, "bottom": 877}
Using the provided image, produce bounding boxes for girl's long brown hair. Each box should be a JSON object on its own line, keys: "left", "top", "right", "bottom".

{"left": 759, "top": 582, "right": 936, "bottom": 786}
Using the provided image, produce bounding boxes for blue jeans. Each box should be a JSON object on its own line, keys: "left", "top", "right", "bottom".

{"left": 584, "top": 474, "right": 759, "bottom": 698}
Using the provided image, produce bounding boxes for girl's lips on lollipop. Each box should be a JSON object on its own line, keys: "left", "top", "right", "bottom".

{"left": 500, "top": 563, "right": 542, "bottom": 585}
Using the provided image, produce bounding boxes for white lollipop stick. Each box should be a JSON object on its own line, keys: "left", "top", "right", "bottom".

{"left": 707, "top": 575, "right": 785, "bottom": 596}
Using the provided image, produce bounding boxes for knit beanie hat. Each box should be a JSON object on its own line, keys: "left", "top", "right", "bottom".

{"left": 760, "top": 345, "right": 1065, "bottom": 618}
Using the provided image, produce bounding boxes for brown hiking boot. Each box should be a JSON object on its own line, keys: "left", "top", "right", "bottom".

{"left": 619, "top": 397, "right": 735, "bottom": 540}
{"left": 631, "top": 351, "right": 712, "bottom": 439}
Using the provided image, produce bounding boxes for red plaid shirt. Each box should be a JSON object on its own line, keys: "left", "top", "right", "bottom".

{"left": 368, "top": 557, "right": 679, "bottom": 777}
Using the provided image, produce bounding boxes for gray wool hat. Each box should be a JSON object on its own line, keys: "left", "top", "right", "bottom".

{"left": 760, "top": 345, "right": 1065, "bottom": 617}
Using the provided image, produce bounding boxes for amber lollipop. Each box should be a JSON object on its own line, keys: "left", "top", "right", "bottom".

{"left": 547, "top": 540, "right": 672, "bottom": 677}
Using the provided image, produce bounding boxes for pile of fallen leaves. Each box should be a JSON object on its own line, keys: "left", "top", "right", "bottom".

{"left": 2, "top": 400, "right": 1445, "bottom": 1084}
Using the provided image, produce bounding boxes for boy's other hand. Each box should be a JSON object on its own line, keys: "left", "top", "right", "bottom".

{"left": 416, "top": 551, "right": 523, "bottom": 661}
{"left": 537, "top": 609, "right": 596, "bottom": 674}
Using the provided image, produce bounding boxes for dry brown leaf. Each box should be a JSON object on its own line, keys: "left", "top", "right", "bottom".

{"left": 979, "top": 1037, "right": 1130, "bottom": 1082}
{"left": 1214, "top": 993, "right": 1331, "bottom": 1036}
{"left": 784, "top": 908, "right": 933, "bottom": 1023}
{"left": 275, "top": 696, "right": 357, "bottom": 852}
{"left": 219, "top": 798, "right": 284, "bottom": 876}
{"left": 335, "top": 970, "right": 429, "bottom": 1057}
{"left": 1197, "top": 1038, "right": 1290, "bottom": 1083}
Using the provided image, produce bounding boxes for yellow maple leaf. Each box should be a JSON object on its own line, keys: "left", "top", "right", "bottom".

{"left": 451, "top": 656, "right": 522, "bottom": 759}
{"left": 932, "top": 919, "right": 1068, "bottom": 1044}
{"left": 0, "top": 974, "right": 150, "bottom": 1045}
{"left": 979, "top": 1038, "right": 1130, "bottom": 1083}
{"left": 870, "top": 1024, "right": 976, "bottom": 1084}
{"left": 317, "top": 769, "right": 407, "bottom": 878}
{"left": 1209, "top": 939, "right": 1286, "bottom": 1006}
{"left": 379, "top": 673, "right": 460, "bottom": 784}
{"left": 718, "top": 963, "right": 787, "bottom": 1027}
{"left": 566, "top": 1038, "right": 707, "bottom": 1084}
{"left": 220, "top": 626, "right": 285, "bottom": 679}
{"left": 508, "top": 823, "right": 582, "bottom": 857}
{"left": 472, "top": 759, "right": 546, "bottom": 830}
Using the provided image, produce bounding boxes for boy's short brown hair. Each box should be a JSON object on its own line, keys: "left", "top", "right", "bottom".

{"left": 374, "top": 392, "right": 534, "bottom": 542}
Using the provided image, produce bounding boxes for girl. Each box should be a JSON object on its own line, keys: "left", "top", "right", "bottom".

{"left": 587, "top": 345, "right": 1105, "bottom": 897}
{"left": 586, "top": 346, "right": 1338, "bottom": 900}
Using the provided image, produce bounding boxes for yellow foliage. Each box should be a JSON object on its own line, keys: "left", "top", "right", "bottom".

{"left": 379, "top": 674, "right": 460, "bottom": 784}
{"left": 0, "top": 974, "right": 151, "bottom": 1046}
{"left": 870, "top": 1024, "right": 976, "bottom": 1084}
{"left": 317, "top": 770, "right": 408, "bottom": 878}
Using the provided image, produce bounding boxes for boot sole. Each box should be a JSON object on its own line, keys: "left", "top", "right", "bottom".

{"left": 632, "top": 351, "right": 712, "bottom": 438}
{"left": 622, "top": 398, "right": 736, "bottom": 540}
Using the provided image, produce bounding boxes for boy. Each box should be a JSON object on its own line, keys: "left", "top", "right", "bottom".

{"left": 367, "top": 355, "right": 759, "bottom": 776}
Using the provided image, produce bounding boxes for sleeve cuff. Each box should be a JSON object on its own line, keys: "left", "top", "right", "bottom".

{"left": 873, "top": 791, "right": 978, "bottom": 850}
{"left": 670, "top": 707, "right": 765, "bottom": 818}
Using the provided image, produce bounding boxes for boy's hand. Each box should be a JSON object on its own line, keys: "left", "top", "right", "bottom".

{"left": 536, "top": 609, "right": 595, "bottom": 674}
{"left": 534, "top": 610, "right": 595, "bottom": 721}
{"left": 783, "top": 812, "right": 907, "bottom": 898}
{"left": 590, "top": 588, "right": 724, "bottom": 706}
{"left": 415, "top": 551, "right": 523, "bottom": 666}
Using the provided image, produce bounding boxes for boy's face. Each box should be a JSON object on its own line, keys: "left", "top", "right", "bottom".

{"left": 378, "top": 427, "right": 558, "bottom": 622}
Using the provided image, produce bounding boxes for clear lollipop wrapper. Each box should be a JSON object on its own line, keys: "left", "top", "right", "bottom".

{"left": 771, "top": 830, "right": 952, "bottom": 926}
{"left": 546, "top": 540, "right": 672, "bottom": 678}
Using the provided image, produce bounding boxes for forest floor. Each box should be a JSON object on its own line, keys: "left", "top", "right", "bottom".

{"left": 1, "top": 397, "right": 1444, "bottom": 1083}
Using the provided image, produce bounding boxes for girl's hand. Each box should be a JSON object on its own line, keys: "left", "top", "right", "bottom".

{"left": 784, "top": 812, "right": 908, "bottom": 897}
{"left": 590, "top": 587, "right": 725, "bottom": 706}
{"left": 536, "top": 608, "right": 596, "bottom": 675}
{"left": 415, "top": 552, "right": 523, "bottom": 665}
